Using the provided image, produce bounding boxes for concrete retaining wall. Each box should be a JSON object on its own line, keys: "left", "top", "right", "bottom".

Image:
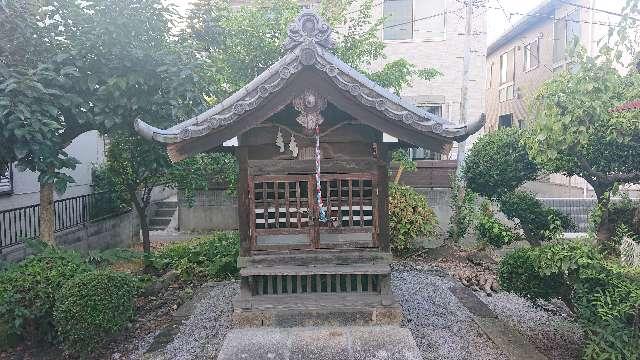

{"left": 0, "top": 210, "right": 140, "bottom": 263}
{"left": 178, "top": 190, "right": 238, "bottom": 232}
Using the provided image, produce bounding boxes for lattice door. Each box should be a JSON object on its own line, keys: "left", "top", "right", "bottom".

{"left": 249, "top": 174, "right": 377, "bottom": 250}
{"left": 250, "top": 175, "right": 314, "bottom": 250}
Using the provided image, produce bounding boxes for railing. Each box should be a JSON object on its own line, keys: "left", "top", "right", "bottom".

{"left": 0, "top": 192, "right": 122, "bottom": 252}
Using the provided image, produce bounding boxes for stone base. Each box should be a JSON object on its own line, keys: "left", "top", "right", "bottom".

{"left": 217, "top": 326, "right": 423, "bottom": 360}
{"left": 233, "top": 304, "right": 403, "bottom": 328}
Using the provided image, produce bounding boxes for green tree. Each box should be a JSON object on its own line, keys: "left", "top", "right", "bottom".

{"left": 184, "top": 0, "right": 441, "bottom": 101}
{"left": 527, "top": 48, "right": 640, "bottom": 243}
{"left": 0, "top": 0, "right": 204, "bottom": 243}
{"left": 97, "top": 133, "right": 172, "bottom": 254}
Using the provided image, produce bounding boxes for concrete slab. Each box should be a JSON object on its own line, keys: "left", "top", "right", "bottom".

{"left": 217, "top": 326, "right": 422, "bottom": 360}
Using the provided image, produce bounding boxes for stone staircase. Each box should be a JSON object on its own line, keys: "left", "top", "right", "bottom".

{"left": 149, "top": 200, "right": 178, "bottom": 231}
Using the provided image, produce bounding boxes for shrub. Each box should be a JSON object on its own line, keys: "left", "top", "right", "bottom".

{"left": 575, "top": 262, "right": 640, "bottom": 358}
{"left": 499, "top": 240, "right": 640, "bottom": 358}
{"left": 498, "top": 190, "right": 575, "bottom": 246}
{"left": 151, "top": 231, "right": 240, "bottom": 281}
{"left": 475, "top": 203, "right": 520, "bottom": 249}
{"left": 463, "top": 128, "right": 539, "bottom": 198}
{"left": 388, "top": 183, "right": 439, "bottom": 254}
{"left": 0, "top": 248, "right": 92, "bottom": 344}
{"left": 447, "top": 176, "right": 477, "bottom": 243}
{"left": 54, "top": 270, "right": 138, "bottom": 353}
{"left": 498, "top": 247, "right": 566, "bottom": 302}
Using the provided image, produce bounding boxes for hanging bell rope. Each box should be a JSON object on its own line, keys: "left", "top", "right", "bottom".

{"left": 315, "top": 124, "right": 327, "bottom": 222}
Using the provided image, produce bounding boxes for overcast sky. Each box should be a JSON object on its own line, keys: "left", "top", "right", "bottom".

{"left": 167, "top": 0, "right": 544, "bottom": 44}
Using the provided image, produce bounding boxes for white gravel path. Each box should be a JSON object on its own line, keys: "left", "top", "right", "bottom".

{"left": 391, "top": 263, "right": 508, "bottom": 360}
{"left": 138, "top": 265, "right": 583, "bottom": 360}
{"left": 479, "top": 292, "right": 584, "bottom": 360}
{"left": 156, "top": 281, "right": 239, "bottom": 360}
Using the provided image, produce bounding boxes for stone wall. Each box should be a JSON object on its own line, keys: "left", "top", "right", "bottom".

{"left": 0, "top": 210, "right": 140, "bottom": 263}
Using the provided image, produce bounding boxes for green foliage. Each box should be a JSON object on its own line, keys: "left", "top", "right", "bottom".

{"left": 184, "top": 0, "right": 440, "bottom": 101}
{"left": 475, "top": 202, "right": 519, "bottom": 249}
{"left": 498, "top": 191, "right": 575, "bottom": 246}
{"left": 0, "top": 248, "right": 92, "bottom": 344}
{"left": 499, "top": 240, "right": 640, "bottom": 358}
{"left": 576, "top": 261, "right": 640, "bottom": 358}
{"left": 499, "top": 247, "right": 566, "bottom": 302}
{"left": 0, "top": 0, "right": 205, "bottom": 190}
{"left": 54, "top": 271, "right": 138, "bottom": 353}
{"left": 527, "top": 46, "right": 640, "bottom": 204}
{"left": 391, "top": 149, "right": 417, "bottom": 174}
{"left": 463, "top": 128, "right": 539, "bottom": 198}
{"left": 447, "top": 176, "right": 477, "bottom": 243}
{"left": 388, "top": 183, "right": 438, "bottom": 254}
{"left": 84, "top": 248, "right": 144, "bottom": 268}
{"left": 151, "top": 232, "right": 240, "bottom": 281}
{"left": 167, "top": 152, "right": 239, "bottom": 205}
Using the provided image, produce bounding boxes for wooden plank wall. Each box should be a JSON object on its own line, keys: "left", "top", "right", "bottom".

{"left": 391, "top": 160, "right": 456, "bottom": 188}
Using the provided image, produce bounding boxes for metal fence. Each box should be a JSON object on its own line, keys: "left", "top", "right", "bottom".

{"left": 0, "top": 192, "right": 121, "bottom": 252}
{"left": 538, "top": 198, "right": 598, "bottom": 233}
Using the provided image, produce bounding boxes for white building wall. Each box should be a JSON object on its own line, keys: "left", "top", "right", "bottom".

{"left": 0, "top": 131, "right": 106, "bottom": 211}
{"left": 369, "top": 0, "right": 487, "bottom": 158}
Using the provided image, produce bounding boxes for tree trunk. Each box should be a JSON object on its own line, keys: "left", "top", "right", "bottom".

{"left": 594, "top": 186, "right": 614, "bottom": 246}
{"left": 129, "top": 189, "right": 150, "bottom": 254}
{"left": 394, "top": 164, "right": 404, "bottom": 184}
{"left": 39, "top": 182, "right": 55, "bottom": 245}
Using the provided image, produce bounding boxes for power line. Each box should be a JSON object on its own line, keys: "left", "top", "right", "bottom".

{"left": 492, "top": 0, "right": 555, "bottom": 73}
{"left": 557, "top": 0, "right": 640, "bottom": 22}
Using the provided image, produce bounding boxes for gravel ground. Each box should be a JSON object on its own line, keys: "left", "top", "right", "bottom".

{"left": 391, "top": 262, "right": 508, "bottom": 360}
{"left": 479, "top": 292, "right": 584, "bottom": 360}
{"left": 132, "top": 264, "right": 583, "bottom": 360}
{"left": 155, "top": 281, "right": 239, "bottom": 360}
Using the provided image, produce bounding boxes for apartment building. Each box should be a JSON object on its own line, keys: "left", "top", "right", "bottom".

{"left": 375, "top": 0, "right": 486, "bottom": 159}
{"left": 485, "top": 0, "right": 627, "bottom": 130}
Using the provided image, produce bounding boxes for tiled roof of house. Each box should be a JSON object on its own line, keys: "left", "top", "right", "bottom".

{"left": 611, "top": 99, "right": 640, "bottom": 113}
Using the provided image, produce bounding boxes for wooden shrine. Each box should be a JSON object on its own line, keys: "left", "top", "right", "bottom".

{"left": 136, "top": 10, "right": 484, "bottom": 327}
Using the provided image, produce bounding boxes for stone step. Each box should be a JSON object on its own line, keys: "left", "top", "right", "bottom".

{"left": 240, "top": 264, "right": 390, "bottom": 276}
{"left": 149, "top": 217, "right": 172, "bottom": 227}
{"left": 239, "top": 249, "right": 392, "bottom": 268}
{"left": 217, "top": 326, "right": 422, "bottom": 360}
{"left": 154, "top": 208, "right": 176, "bottom": 217}
{"left": 156, "top": 201, "right": 178, "bottom": 209}
{"left": 149, "top": 226, "right": 168, "bottom": 232}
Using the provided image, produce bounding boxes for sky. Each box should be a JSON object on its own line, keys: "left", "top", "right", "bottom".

{"left": 167, "top": 0, "right": 545, "bottom": 44}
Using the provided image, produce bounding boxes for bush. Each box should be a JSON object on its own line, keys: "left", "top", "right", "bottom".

{"left": 0, "top": 248, "right": 92, "bottom": 345}
{"left": 498, "top": 190, "right": 575, "bottom": 246}
{"left": 388, "top": 183, "right": 439, "bottom": 254}
{"left": 498, "top": 247, "right": 566, "bottom": 302}
{"left": 54, "top": 270, "right": 138, "bottom": 353}
{"left": 475, "top": 203, "right": 520, "bottom": 249}
{"left": 151, "top": 231, "right": 240, "bottom": 281}
{"left": 463, "top": 128, "right": 539, "bottom": 198}
{"left": 499, "top": 241, "right": 640, "bottom": 358}
{"left": 448, "top": 176, "right": 477, "bottom": 243}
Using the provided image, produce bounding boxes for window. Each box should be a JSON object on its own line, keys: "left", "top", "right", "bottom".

{"left": 411, "top": 104, "right": 443, "bottom": 160}
{"left": 553, "top": 10, "right": 580, "bottom": 64}
{"left": 486, "top": 62, "right": 493, "bottom": 89}
{"left": 498, "top": 84, "right": 515, "bottom": 102}
{"left": 498, "top": 114, "right": 513, "bottom": 128}
{"left": 499, "top": 50, "right": 515, "bottom": 84}
{"left": 383, "top": 0, "right": 446, "bottom": 41}
{"left": 0, "top": 165, "right": 13, "bottom": 195}
{"left": 524, "top": 39, "right": 540, "bottom": 71}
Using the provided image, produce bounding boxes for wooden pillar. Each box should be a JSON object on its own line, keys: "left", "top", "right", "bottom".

{"left": 377, "top": 143, "right": 390, "bottom": 252}
{"left": 237, "top": 146, "right": 250, "bottom": 257}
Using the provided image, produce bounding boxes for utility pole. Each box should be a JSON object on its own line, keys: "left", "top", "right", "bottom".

{"left": 456, "top": 0, "right": 473, "bottom": 176}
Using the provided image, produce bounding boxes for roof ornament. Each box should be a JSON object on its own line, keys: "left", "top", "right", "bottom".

{"left": 284, "top": 9, "right": 335, "bottom": 51}
{"left": 293, "top": 88, "right": 327, "bottom": 134}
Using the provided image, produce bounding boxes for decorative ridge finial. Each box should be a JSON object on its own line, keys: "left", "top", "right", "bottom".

{"left": 284, "top": 9, "right": 335, "bottom": 51}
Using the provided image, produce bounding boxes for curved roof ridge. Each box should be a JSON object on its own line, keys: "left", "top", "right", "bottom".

{"left": 135, "top": 9, "right": 484, "bottom": 146}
